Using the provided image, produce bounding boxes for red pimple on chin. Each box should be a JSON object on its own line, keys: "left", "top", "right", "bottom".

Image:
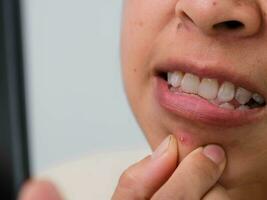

{"left": 177, "top": 132, "right": 193, "bottom": 146}
{"left": 179, "top": 136, "right": 185, "bottom": 142}
{"left": 176, "top": 132, "right": 196, "bottom": 162}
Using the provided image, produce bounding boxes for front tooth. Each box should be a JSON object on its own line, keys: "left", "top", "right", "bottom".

{"left": 252, "top": 93, "right": 265, "bottom": 104}
{"left": 198, "top": 78, "right": 219, "bottom": 100}
{"left": 235, "top": 87, "right": 252, "bottom": 105}
{"left": 219, "top": 103, "right": 235, "bottom": 110}
{"left": 217, "top": 81, "right": 235, "bottom": 102}
{"left": 167, "top": 71, "right": 183, "bottom": 87}
{"left": 181, "top": 73, "right": 200, "bottom": 94}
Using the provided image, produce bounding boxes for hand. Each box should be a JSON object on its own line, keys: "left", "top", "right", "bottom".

{"left": 18, "top": 180, "right": 63, "bottom": 200}
{"left": 112, "top": 135, "right": 229, "bottom": 200}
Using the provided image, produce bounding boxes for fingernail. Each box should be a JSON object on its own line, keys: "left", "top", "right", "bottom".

{"left": 152, "top": 135, "right": 171, "bottom": 160}
{"left": 203, "top": 145, "right": 225, "bottom": 165}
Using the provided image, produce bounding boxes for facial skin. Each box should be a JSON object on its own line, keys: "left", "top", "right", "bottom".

{"left": 121, "top": 0, "right": 267, "bottom": 199}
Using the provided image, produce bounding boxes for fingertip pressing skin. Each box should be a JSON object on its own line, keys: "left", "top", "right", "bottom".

{"left": 151, "top": 144, "right": 227, "bottom": 200}
{"left": 152, "top": 135, "right": 179, "bottom": 162}
{"left": 148, "top": 135, "right": 179, "bottom": 186}
{"left": 169, "top": 135, "right": 179, "bottom": 163}
{"left": 203, "top": 144, "right": 227, "bottom": 171}
{"left": 112, "top": 135, "right": 179, "bottom": 199}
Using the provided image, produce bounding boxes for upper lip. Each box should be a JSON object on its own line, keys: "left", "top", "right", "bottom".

{"left": 154, "top": 57, "right": 266, "bottom": 102}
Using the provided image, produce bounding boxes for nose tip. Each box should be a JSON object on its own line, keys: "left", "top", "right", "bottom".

{"left": 176, "top": 0, "right": 262, "bottom": 37}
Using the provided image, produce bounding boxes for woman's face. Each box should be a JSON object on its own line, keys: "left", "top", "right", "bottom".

{"left": 121, "top": 0, "right": 267, "bottom": 190}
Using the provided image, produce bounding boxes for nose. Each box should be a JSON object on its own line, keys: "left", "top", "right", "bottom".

{"left": 175, "top": 0, "right": 262, "bottom": 37}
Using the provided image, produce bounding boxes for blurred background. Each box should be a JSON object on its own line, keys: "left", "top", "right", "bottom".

{"left": 21, "top": 0, "right": 148, "bottom": 174}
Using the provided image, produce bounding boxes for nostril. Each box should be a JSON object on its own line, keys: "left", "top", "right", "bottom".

{"left": 180, "top": 11, "right": 194, "bottom": 24}
{"left": 213, "top": 20, "right": 244, "bottom": 31}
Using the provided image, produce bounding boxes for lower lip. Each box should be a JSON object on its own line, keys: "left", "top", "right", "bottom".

{"left": 154, "top": 77, "right": 265, "bottom": 127}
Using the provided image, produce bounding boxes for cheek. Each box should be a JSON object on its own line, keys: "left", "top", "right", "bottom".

{"left": 121, "top": 2, "right": 174, "bottom": 106}
{"left": 121, "top": 0, "right": 177, "bottom": 73}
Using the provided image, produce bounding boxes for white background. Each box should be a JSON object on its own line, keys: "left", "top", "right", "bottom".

{"left": 21, "top": 0, "right": 148, "bottom": 174}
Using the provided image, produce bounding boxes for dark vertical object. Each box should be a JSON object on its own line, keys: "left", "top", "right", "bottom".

{"left": 0, "top": 0, "right": 30, "bottom": 199}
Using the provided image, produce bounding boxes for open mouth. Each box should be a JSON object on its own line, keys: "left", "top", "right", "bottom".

{"left": 154, "top": 64, "right": 266, "bottom": 127}
{"left": 158, "top": 70, "right": 266, "bottom": 110}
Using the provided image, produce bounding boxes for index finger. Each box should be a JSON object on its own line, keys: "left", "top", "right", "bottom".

{"left": 112, "top": 135, "right": 179, "bottom": 200}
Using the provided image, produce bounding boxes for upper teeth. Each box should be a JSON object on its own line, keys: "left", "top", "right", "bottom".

{"left": 235, "top": 87, "right": 252, "bottom": 105}
{"left": 198, "top": 78, "right": 219, "bottom": 100}
{"left": 217, "top": 81, "right": 235, "bottom": 102}
{"left": 167, "top": 71, "right": 265, "bottom": 109}
{"left": 181, "top": 73, "right": 200, "bottom": 94}
{"left": 168, "top": 71, "right": 183, "bottom": 88}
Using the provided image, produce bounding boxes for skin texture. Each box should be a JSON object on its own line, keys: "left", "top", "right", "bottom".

{"left": 120, "top": 0, "right": 267, "bottom": 199}
{"left": 19, "top": 0, "right": 267, "bottom": 199}
{"left": 112, "top": 136, "right": 228, "bottom": 199}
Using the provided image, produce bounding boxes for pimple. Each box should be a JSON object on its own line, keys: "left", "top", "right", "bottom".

{"left": 212, "top": 1, "right": 217, "bottom": 6}
{"left": 178, "top": 133, "right": 193, "bottom": 146}
{"left": 175, "top": 128, "right": 199, "bottom": 147}
{"left": 179, "top": 135, "right": 186, "bottom": 142}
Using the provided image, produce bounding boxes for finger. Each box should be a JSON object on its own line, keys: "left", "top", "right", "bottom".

{"left": 152, "top": 144, "right": 226, "bottom": 200}
{"left": 202, "top": 183, "right": 230, "bottom": 200}
{"left": 18, "top": 180, "right": 63, "bottom": 200}
{"left": 112, "top": 135, "right": 179, "bottom": 200}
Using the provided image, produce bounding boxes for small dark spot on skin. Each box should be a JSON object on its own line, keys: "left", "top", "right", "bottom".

{"left": 133, "top": 68, "right": 137, "bottom": 72}
{"left": 235, "top": 0, "right": 242, "bottom": 6}
{"left": 137, "top": 21, "right": 144, "bottom": 27}
{"left": 177, "top": 22, "right": 182, "bottom": 30}
{"left": 212, "top": 1, "right": 217, "bottom": 6}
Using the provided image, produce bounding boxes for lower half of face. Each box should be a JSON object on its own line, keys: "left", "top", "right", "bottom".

{"left": 121, "top": 0, "right": 267, "bottom": 189}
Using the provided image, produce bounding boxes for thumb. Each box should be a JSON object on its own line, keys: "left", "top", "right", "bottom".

{"left": 152, "top": 144, "right": 226, "bottom": 199}
{"left": 18, "top": 180, "right": 63, "bottom": 200}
